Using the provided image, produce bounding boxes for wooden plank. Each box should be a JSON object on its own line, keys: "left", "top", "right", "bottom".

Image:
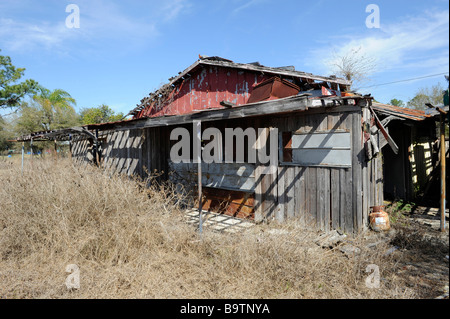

{"left": 254, "top": 119, "right": 263, "bottom": 223}
{"left": 294, "top": 166, "right": 302, "bottom": 220}
{"left": 286, "top": 167, "right": 295, "bottom": 219}
{"left": 316, "top": 168, "right": 330, "bottom": 231}
{"left": 362, "top": 158, "right": 369, "bottom": 229}
{"left": 331, "top": 168, "right": 340, "bottom": 230}
{"left": 352, "top": 111, "right": 363, "bottom": 233}
{"left": 316, "top": 168, "right": 324, "bottom": 230}
{"left": 307, "top": 167, "right": 317, "bottom": 227}
{"left": 276, "top": 167, "right": 286, "bottom": 222}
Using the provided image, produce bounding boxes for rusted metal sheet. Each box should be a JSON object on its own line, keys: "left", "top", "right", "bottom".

{"left": 247, "top": 77, "right": 300, "bottom": 104}
{"left": 202, "top": 187, "right": 255, "bottom": 219}
{"left": 371, "top": 102, "right": 431, "bottom": 121}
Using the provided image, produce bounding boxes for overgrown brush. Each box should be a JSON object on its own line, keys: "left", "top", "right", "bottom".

{"left": 0, "top": 158, "right": 417, "bottom": 299}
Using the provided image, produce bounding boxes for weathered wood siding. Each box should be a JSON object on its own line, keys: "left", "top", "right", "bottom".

{"left": 71, "top": 104, "right": 384, "bottom": 233}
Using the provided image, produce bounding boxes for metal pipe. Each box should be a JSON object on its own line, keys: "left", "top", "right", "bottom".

{"left": 195, "top": 120, "right": 203, "bottom": 234}
{"left": 440, "top": 113, "right": 446, "bottom": 232}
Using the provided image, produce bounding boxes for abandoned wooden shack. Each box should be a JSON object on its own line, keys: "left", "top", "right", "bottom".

{"left": 17, "top": 56, "right": 395, "bottom": 234}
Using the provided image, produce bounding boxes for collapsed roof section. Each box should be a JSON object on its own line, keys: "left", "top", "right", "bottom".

{"left": 14, "top": 127, "right": 97, "bottom": 142}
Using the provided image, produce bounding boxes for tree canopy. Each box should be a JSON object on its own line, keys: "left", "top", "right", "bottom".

{"left": 0, "top": 50, "right": 39, "bottom": 109}
{"left": 80, "top": 104, "right": 124, "bottom": 125}
{"left": 407, "top": 83, "right": 445, "bottom": 110}
{"left": 389, "top": 99, "right": 405, "bottom": 107}
{"left": 14, "top": 87, "right": 80, "bottom": 135}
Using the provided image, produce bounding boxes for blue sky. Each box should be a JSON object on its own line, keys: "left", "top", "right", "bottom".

{"left": 0, "top": 0, "right": 448, "bottom": 116}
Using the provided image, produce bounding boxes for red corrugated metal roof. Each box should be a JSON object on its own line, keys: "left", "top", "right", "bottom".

{"left": 127, "top": 57, "right": 352, "bottom": 119}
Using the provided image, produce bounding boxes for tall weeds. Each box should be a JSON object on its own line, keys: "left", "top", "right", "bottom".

{"left": 0, "top": 158, "right": 417, "bottom": 298}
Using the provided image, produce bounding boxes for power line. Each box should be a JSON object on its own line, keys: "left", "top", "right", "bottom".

{"left": 360, "top": 72, "right": 449, "bottom": 89}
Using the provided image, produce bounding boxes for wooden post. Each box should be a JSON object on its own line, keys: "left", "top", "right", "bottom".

{"left": 440, "top": 112, "right": 446, "bottom": 232}
{"left": 95, "top": 129, "right": 100, "bottom": 166}
{"left": 30, "top": 138, "right": 33, "bottom": 168}
{"left": 54, "top": 139, "right": 58, "bottom": 160}
{"left": 69, "top": 134, "right": 72, "bottom": 159}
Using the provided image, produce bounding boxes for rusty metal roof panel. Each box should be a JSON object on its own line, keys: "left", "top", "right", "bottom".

{"left": 371, "top": 102, "right": 431, "bottom": 121}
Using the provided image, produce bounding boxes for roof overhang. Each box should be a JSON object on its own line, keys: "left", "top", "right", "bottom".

{"left": 82, "top": 94, "right": 367, "bottom": 133}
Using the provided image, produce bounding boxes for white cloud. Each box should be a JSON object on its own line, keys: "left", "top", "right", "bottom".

{"left": 159, "top": 0, "right": 191, "bottom": 21}
{"left": 233, "top": 0, "right": 266, "bottom": 14}
{"left": 306, "top": 9, "right": 449, "bottom": 77}
{"left": 0, "top": 0, "right": 191, "bottom": 54}
{"left": 0, "top": 17, "right": 72, "bottom": 52}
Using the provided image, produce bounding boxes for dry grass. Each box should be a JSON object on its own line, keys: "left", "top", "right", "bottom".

{"left": 0, "top": 157, "right": 419, "bottom": 299}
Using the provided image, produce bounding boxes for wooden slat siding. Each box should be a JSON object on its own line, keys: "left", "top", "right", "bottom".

{"left": 276, "top": 166, "right": 286, "bottom": 222}
{"left": 307, "top": 167, "right": 317, "bottom": 227}
{"left": 116, "top": 130, "right": 124, "bottom": 174}
{"left": 146, "top": 128, "right": 151, "bottom": 178}
{"left": 299, "top": 167, "right": 308, "bottom": 226}
{"left": 316, "top": 167, "right": 323, "bottom": 230}
{"left": 162, "top": 127, "right": 169, "bottom": 180}
{"left": 294, "top": 166, "right": 302, "bottom": 220}
{"left": 378, "top": 154, "right": 384, "bottom": 205}
{"left": 352, "top": 111, "right": 363, "bottom": 233}
{"left": 253, "top": 118, "right": 263, "bottom": 223}
{"left": 150, "top": 128, "right": 156, "bottom": 175}
{"left": 286, "top": 167, "right": 295, "bottom": 219}
{"left": 127, "top": 130, "right": 133, "bottom": 176}
{"left": 316, "top": 167, "right": 330, "bottom": 231}
{"left": 267, "top": 171, "right": 278, "bottom": 220}
{"left": 106, "top": 132, "right": 113, "bottom": 168}
{"left": 341, "top": 112, "right": 354, "bottom": 234}
{"left": 362, "top": 154, "right": 369, "bottom": 229}
{"left": 331, "top": 168, "right": 340, "bottom": 230}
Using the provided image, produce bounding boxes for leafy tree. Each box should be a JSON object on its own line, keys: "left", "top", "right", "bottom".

{"left": 389, "top": 99, "right": 405, "bottom": 107}
{"left": 15, "top": 88, "right": 80, "bottom": 135}
{"left": 0, "top": 49, "right": 39, "bottom": 109}
{"left": 32, "top": 87, "right": 80, "bottom": 130}
{"left": 80, "top": 104, "right": 124, "bottom": 125}
{"left": 0, "top": 116, "right": 14, "bottom": 152}
{"left": 407, "top": 83, "right": 445, "bottom": 110}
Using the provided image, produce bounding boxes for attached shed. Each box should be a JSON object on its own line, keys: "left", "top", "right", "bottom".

{"left": 372, "top": 103, "right": 448, "bottom": 204}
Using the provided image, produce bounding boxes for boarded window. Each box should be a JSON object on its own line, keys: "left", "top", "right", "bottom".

{"left": 280, "top": 130, "right": 351, "bottom": 167}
